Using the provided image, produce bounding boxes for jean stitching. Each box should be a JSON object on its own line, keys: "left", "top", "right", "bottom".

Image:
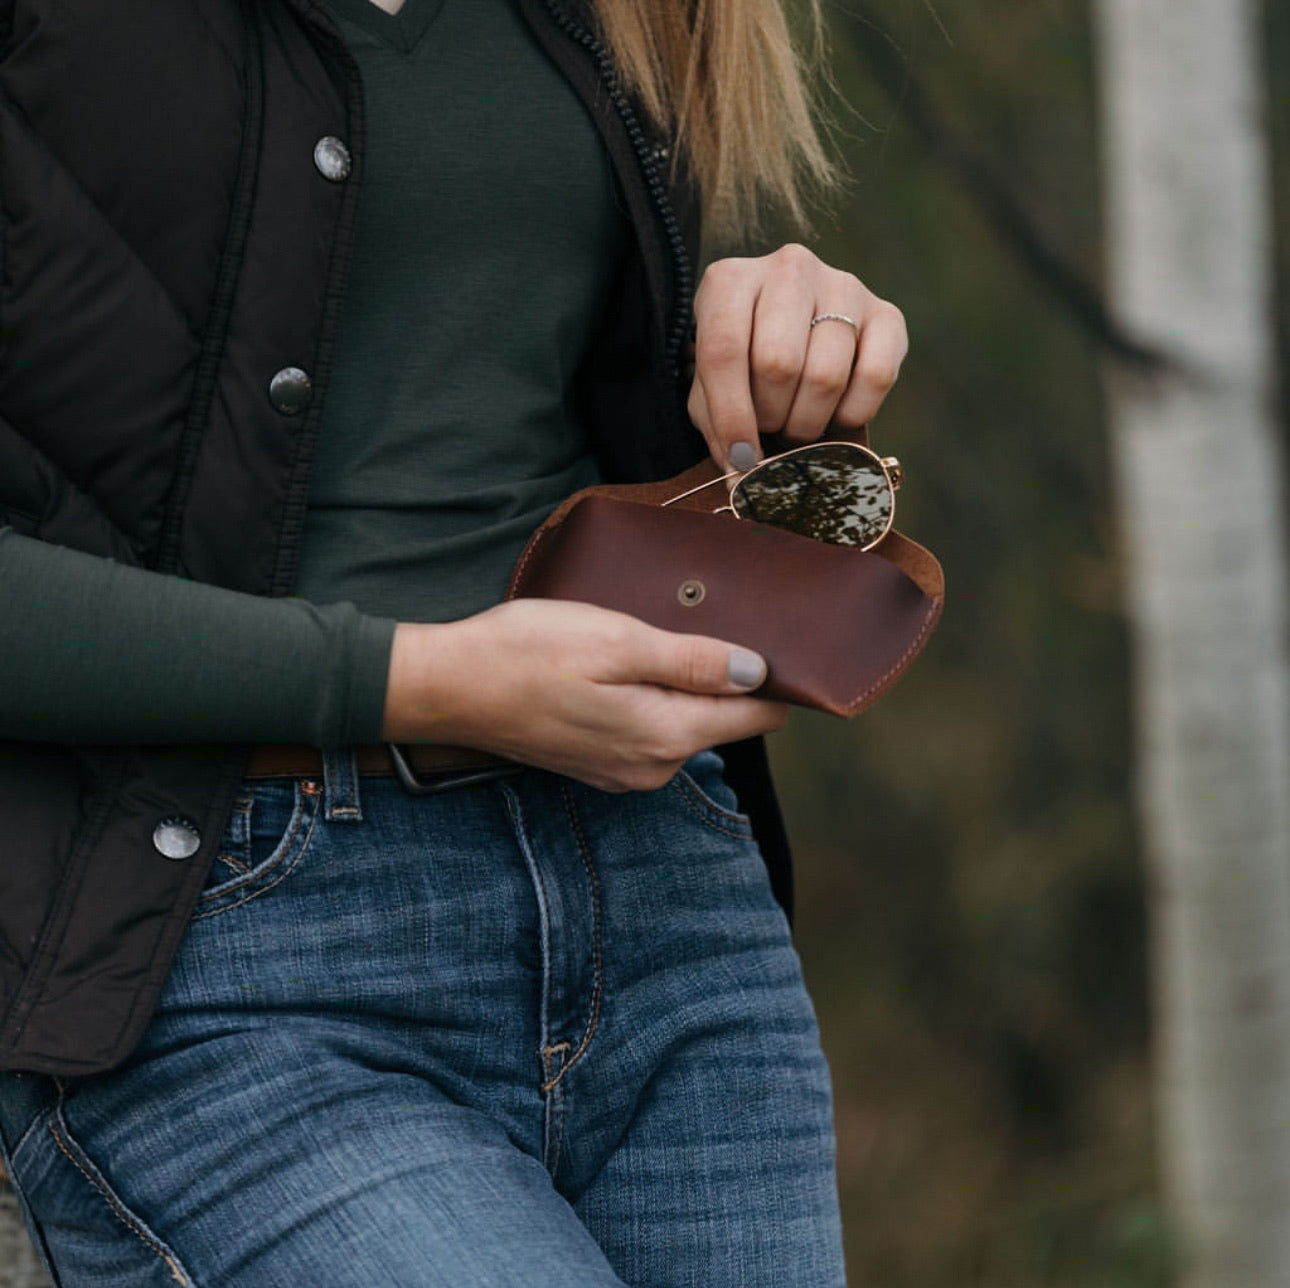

{"left": 322, "top": 748, "right": 362, "bottom": 823}
{"left": 669, "top": 775, "right": 755, "bottom": 840}
{"left": 223, "top": 800, "right": 253, "bottom": 868}
{"left": 671, "top": 767, "right": 753, "bottom": 829}
{"left": 540, "top": 785, "right": 603, "bottom": 1094}
{"left": 9, "top": 1106, "right": 48, "bottom": 1167}
{"left": 0, "top": 1117, "right": 61, "bottom": 1287}
{"left": 501, "top": 788, "right": 557, "bottom": 1103}
{"left": 192, "top": 787, "right": 320, "bottom": 920}
{"left": 191, "top": 818, "right": 315, "bottom": 919}
{"left": 547, "top": 1082, "right": 566, "bottom": 1181}
{"left": 198, "top": 784, "right": 309, "bottom": 900}
{"left": 541, "top": 1040, "right": 569, "bottom": 1083}
{"left": 46, "top": 1108, "right": 195, "bottom": 1286}
{"left": 539, "top": 1042, "right": 570, "bottom": 1177}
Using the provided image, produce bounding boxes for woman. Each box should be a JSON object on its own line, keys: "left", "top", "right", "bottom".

{"left": 0, "top": 0, "right": 907, "bottom": 1281}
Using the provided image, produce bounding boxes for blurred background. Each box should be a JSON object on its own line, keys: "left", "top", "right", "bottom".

{"left": 770, "top": 0, "right": 1290, "bottom": 1283}
{"left": 2, "top": 2, "right": 1286, "bottom": 1286}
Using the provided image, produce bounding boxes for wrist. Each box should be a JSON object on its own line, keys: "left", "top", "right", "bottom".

{"left": 380, "top": 620, "right": 468, "bottom": 744}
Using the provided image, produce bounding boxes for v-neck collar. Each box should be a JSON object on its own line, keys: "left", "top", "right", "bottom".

{"left": 324, "top": 0, "right": 446, "bottom": 55}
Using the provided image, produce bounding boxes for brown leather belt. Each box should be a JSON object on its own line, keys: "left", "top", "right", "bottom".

{"left": 245, "top": 742, "right": 514, "bottom": 782}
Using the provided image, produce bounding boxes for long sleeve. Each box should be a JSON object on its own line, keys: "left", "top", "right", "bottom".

{"left": 0, "top": 528, "right": 397, "bottom": 747}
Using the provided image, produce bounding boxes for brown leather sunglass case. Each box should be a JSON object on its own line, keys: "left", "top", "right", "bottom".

{"left": 506, "top": 447, "right": 944, "bottom": 718}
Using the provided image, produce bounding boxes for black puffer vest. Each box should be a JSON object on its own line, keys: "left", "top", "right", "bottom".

{"left": 0, "top": 0, "right": 791, "bottom": 1077}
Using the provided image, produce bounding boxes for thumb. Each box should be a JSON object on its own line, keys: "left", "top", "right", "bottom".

{"left": 622, "top": 625, "right": 768, "bottom": 695}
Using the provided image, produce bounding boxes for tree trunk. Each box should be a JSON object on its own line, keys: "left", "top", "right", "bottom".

{"left": 1093, "top": 0, "right": 1290, "bottom": 1282}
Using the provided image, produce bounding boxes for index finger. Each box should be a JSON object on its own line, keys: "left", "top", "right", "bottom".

{"left": 692, "top": 263, "right": 761, "bottom": 469}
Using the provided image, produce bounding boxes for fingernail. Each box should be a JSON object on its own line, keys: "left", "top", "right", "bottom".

{"left": 728, "top": 647, "right": 767, "bottom": 689}
{"left": 727, "top": 441, "right": 759, "bottom": 473}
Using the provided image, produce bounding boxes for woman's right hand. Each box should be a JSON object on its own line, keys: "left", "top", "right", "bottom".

{"left": 380, "top": 599, "right": 788, "bottom": 793}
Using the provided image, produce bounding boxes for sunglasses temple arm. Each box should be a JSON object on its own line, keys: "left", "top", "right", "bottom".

{"left": 659, "top": 468, "right": 742, "bottom": 508}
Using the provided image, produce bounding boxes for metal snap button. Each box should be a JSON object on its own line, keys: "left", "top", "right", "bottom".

{"left": 152, "top": 817, "right": 201, "bottom": 861}
{"left": 268, "top": 366, "right": 312, "bottom": 415}
{"left": 677, "top": 579, "right": 705, "bottom": 606}
{"left": 313, "top": 135, "right": 352, "bottom": 182}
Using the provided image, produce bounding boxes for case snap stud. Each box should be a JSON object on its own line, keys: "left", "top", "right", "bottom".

{"left": 678, "top": 579, "right": 706, "bottom": 606}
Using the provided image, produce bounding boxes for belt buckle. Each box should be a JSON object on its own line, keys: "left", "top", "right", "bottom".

{"left": 385, "top": 743, "right": 523, "bottom": 796}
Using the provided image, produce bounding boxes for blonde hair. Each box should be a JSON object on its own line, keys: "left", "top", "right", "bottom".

{"left": 589, "top": 0, "right": 836, "bottom": 242}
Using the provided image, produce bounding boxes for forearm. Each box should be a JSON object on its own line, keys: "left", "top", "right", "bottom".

{"left": 0, "top": 529, "right": 395, "bottom": 747}
{"left": 378, "top": 599, "right": 784, "bottom": 792}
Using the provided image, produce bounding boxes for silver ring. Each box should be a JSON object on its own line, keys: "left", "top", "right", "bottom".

{"left": 809, "top": 312, "right": 860, "bottom": 337}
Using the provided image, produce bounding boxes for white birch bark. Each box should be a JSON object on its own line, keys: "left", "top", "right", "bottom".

{"left": 1093, "top": 0, "right": 1290, "bottom": 1282}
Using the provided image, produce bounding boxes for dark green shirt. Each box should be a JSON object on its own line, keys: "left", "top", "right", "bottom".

{"left": 0, "top": 0, "right": 626, "bottom": 746}
{"left": 298, "top": 0, "right": 624, "bottom": 622}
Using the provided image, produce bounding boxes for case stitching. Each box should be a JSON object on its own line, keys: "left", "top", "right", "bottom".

{"left": 506, "top": 521, "right": 556, "bottom": 597}
{"left": 843, "top": 598, "right": 942, "bottom": 715}
{"left": 509, "top": 503, "right": 943, "bottom": 717}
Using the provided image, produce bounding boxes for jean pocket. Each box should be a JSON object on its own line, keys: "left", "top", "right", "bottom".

{"left": 194, "top": 778, "right": 322, "bottom": 919}
{"left": 671, "top": 749, "right": 754, "bottom": 834}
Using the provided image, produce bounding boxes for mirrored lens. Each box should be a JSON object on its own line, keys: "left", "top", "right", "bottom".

{"left": 730, "top": 443, "right": 894, "bottom": 548}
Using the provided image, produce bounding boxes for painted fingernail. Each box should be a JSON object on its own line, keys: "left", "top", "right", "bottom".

{"left": 728, "top": 647, "right": 767, "bottom": 689}
{"left": 727, "top": 441, "right": 759, "bottom": 473}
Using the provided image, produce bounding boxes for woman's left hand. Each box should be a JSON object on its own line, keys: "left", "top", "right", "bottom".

{"left": 688, "top": 243, "right": 908, "bottom": 471}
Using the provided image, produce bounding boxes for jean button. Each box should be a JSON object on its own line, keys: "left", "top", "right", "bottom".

{"left": 153, "top": 817, "right": 201, "bottom": 861}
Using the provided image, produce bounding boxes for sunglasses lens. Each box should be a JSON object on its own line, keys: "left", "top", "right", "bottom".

{"left": 730, "top": 444, "right": 894, "bottom": 548}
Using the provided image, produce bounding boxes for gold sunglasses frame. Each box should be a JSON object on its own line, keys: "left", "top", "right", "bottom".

{"left": 661, "top": 440, "right": 904, "bottom": 552}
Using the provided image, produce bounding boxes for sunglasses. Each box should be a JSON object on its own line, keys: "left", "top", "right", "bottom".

{"left": 662, "top": 440, "right": 904, "bottom": 551}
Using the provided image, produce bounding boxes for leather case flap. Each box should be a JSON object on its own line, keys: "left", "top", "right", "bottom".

{"left": 508, "top": 493, "right": 943, "bottom": 717}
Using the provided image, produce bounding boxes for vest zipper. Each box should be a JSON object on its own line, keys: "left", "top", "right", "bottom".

{"left": 537, "top": 0, "right": 695, "bottom": 380}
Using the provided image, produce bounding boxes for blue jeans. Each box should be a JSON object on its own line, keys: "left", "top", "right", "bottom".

{"left": 0, "top": 750, "right": 845, "bottom": 1286}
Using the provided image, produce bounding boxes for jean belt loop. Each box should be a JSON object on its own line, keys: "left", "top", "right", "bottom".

{"left": 321, "top": 746, "right": 363, "bottom": 824}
